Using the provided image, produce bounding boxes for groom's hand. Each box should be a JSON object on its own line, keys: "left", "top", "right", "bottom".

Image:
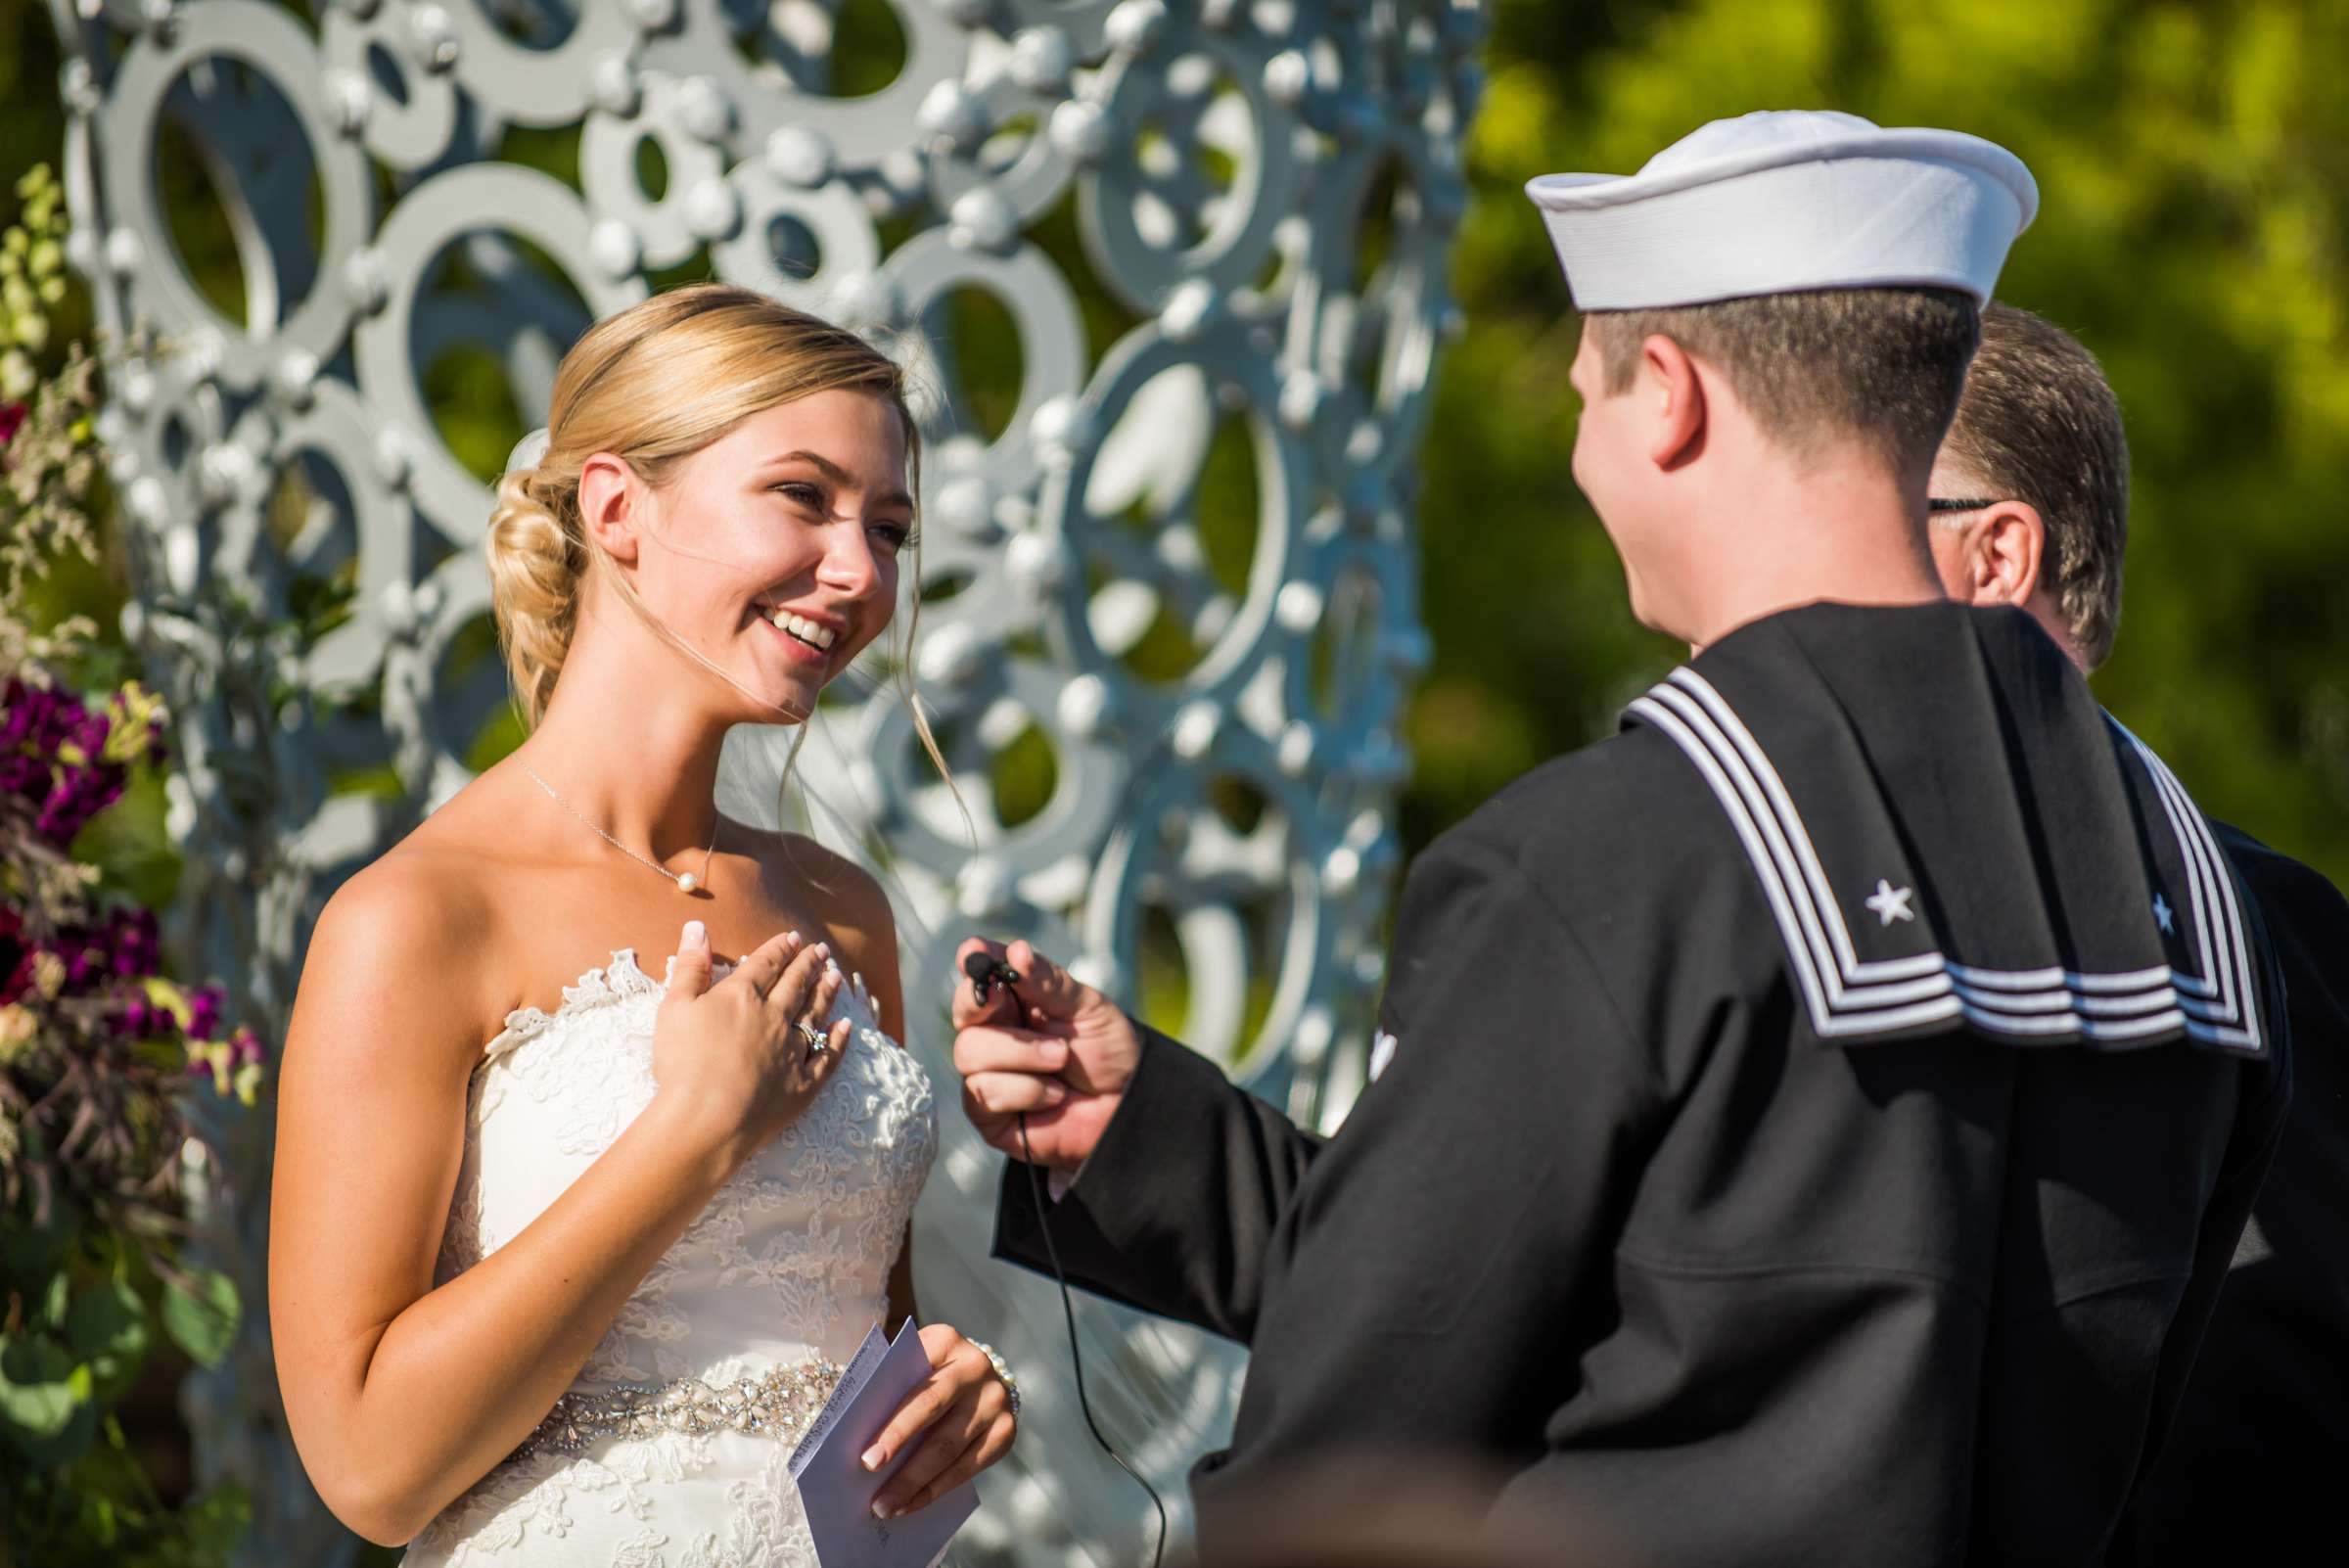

{"left": 950, "top": 938, "right": 1140, "bottom": 1172}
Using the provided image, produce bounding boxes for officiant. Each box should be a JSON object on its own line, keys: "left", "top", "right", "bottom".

{"left": 1911, "top": 299, "right": 2349, "bottom": 1564}
{"left": 950, "top": 113, "right": 2292, "bottom": 1564}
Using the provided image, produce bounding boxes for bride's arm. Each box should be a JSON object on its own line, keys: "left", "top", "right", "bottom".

{"left": 268, "top": 862, "right": 823, "bottom": 1546}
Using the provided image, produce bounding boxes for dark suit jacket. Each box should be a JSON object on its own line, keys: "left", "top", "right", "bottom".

{"left": 997, "top": 605, "right": 2292, "bottom": 1565}
{"left": 2116, "top": 822, "right": 2349, "bottom": 1563}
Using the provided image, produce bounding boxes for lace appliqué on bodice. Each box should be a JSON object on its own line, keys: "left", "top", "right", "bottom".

{"left": 401, "top": 948, "right": 938, "bottom": 1567}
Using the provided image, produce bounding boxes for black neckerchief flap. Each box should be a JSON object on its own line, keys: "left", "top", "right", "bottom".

{"left": 1621, "top": 602, "right": 2264, "bottom": 1055}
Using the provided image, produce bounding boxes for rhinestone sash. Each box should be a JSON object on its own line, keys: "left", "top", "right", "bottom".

{"left": 509, "top": 1358, "right": 846, "bottom": 1464}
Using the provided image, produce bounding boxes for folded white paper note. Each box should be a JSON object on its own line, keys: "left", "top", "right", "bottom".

{"left": 789, "top": 1320, "right": 979, "bottom": 1568}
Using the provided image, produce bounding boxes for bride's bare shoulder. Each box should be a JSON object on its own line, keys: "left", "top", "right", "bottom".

{"left": 293, "top": 806, "right": 507, "bottom": 1068}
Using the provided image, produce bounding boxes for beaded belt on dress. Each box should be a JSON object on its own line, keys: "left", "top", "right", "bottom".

{"left": 508, "top": 1357, "right": 846, "bottom": 1463}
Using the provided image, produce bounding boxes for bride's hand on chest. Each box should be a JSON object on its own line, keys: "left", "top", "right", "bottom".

{"left": 651, "top": 920, "right": 854, "bottom": 1177}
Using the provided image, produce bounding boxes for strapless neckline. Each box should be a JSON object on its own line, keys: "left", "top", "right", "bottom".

{"left": 484, "top": 945, "right": 771, "bottom": 1059}
{"left": 407, "top": 944, "right": 939, "bottom": 1567}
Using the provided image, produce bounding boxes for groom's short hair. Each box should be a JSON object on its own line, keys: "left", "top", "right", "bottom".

{"left": 1585, "top": 287, "right": 1981, "bottom": 480}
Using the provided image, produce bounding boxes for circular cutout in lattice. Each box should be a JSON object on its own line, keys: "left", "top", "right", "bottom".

{"left": 102, "top": 1, "right": 372, "bottom": 384}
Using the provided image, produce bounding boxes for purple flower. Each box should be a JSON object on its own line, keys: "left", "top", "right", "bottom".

{"left": 63, "top": 941, "right": 102, "bottom": 990}
{"left": 3, "top": 678, "right": 154, "bottom": 844}
{"left": 108, "top": 907, "right": 160, "bottom": 979}
{"left": 186, "top": 985, "right": 223, "bottom": 1042}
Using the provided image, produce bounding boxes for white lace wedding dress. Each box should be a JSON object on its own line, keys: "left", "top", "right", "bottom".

{"left": 400, "top": 946, "right": 939, "bottom": 1567}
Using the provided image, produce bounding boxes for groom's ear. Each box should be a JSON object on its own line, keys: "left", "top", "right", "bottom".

{"left": 1640, "top": 334, "right": 1709, "bottom": 472}
{"left": 578, "top": 451, "right": 644, "bottom": 566}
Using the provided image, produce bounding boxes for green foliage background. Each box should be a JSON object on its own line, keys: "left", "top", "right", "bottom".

{"left": 2, "top": 0, "right": 2342, "bottom": 875}
{"left": 1423, "top": 0, "right": 2349, "bottom": 883}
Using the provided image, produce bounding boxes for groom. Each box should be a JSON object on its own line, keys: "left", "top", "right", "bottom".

{"left": 951, "top": 114, "right": 2291, "bottom": 1563}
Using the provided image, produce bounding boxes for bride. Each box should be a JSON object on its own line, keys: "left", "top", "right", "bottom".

{"left": 268, "top": 285, "right": 1025, "bottom": 1564}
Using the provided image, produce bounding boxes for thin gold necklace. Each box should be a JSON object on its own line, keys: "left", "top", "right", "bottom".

{"left": 521, "top": 761, "right": 717, "bottom": 896}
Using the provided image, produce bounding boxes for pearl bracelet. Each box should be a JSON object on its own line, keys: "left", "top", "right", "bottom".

{"left": 966, "top": 1338, "right": 1020, "bottom": 1423}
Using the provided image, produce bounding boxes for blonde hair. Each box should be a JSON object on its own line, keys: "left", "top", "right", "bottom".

{"left": 487, "top": 284, "right": 928, "bottom": 732}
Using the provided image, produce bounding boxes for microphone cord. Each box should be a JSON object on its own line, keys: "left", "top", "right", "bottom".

{"left": 1016, "top": 1110, "right": 1169, "bottom": 1568}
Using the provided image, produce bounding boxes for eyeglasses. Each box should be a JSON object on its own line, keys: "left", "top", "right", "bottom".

{"left": 1926, "top": 497, "right": 2001, "bottom": 513}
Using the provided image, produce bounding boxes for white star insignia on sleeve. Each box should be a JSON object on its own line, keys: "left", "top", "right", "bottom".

{"left": 1865, "top": 879, "right": 1916, "bottom": 926}
{"left": 2154, "top": 892, "right": 2175, "bottom": 934}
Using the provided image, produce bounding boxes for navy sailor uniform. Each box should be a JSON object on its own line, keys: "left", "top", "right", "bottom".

{"left": 995, "top": 601, "right": 2291, "bottom": 1565}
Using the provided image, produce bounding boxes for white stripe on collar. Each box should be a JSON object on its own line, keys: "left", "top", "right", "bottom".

{"left": 1628, "top": 669, "right": 2262, "bottom": 1053}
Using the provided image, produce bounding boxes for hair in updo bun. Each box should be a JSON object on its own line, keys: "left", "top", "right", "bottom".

{"left": 484, "top": 283, "right": 923, "bottom": 727}
{"left": 485, "top": 464, "right": 588, "bottom": 725}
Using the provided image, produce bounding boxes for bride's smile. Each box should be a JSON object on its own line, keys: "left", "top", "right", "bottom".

{"left": 267, "top": 286, "right": 1014, "bottom": 1563}
{"left": 573, "top": 386, "right": 916, "bottom": 726}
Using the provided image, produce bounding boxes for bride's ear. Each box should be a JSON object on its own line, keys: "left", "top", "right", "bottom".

{"left": 578, "top": 451, "right": 644, "bottom": 567}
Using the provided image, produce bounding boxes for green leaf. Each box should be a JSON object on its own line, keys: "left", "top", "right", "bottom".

{"left": 66, "top": 1278, "right": 148, "bottom": 1361}
{"left": 174, "top": 1482, "right": 256, "bottom": 1567}
{"left": 36, "top": 1266, "right": 71, "bottom": 1331}
{"left": 69, "top": 1278, "right": 151, "bottom": 1403}
{"left": 161, "top": 1271, "right": 241, "bottom": 1369}
{"left": 0, "top": 1332, "right": 82, "bottom": 1439}
{"left": 83, "top": 1486, "right": 120, "bottom": 1546}
{"left": 0, "top": 1196, "right": 75, "bottom": 1289}
{"left": 84, "top": 1350, "right": 141, "bottom": 1407}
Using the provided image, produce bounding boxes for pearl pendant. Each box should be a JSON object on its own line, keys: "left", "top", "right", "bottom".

{"left": 677, "top": 872, "right": 701, "bottom": 895}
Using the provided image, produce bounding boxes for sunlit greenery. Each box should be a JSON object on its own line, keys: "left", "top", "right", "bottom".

{"left": 1429, "top": 0, "right": 2349, "bottom": 884}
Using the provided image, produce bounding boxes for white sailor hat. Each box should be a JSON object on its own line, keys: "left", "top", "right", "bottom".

{"left": 1525, "top": 110, "right": 2037, "bottom": 311}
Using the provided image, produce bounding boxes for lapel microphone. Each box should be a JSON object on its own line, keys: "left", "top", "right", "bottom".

{"left": 963, "top": 949, "right": 1022, "bottom": 1009}
{"left": 960, "top": 949, "right": 1168, "bottom": 1568}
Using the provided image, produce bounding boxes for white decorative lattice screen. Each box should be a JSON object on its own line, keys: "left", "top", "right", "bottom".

{"left": 53, "top": 0, "right": 1480, "bottom": 1559}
